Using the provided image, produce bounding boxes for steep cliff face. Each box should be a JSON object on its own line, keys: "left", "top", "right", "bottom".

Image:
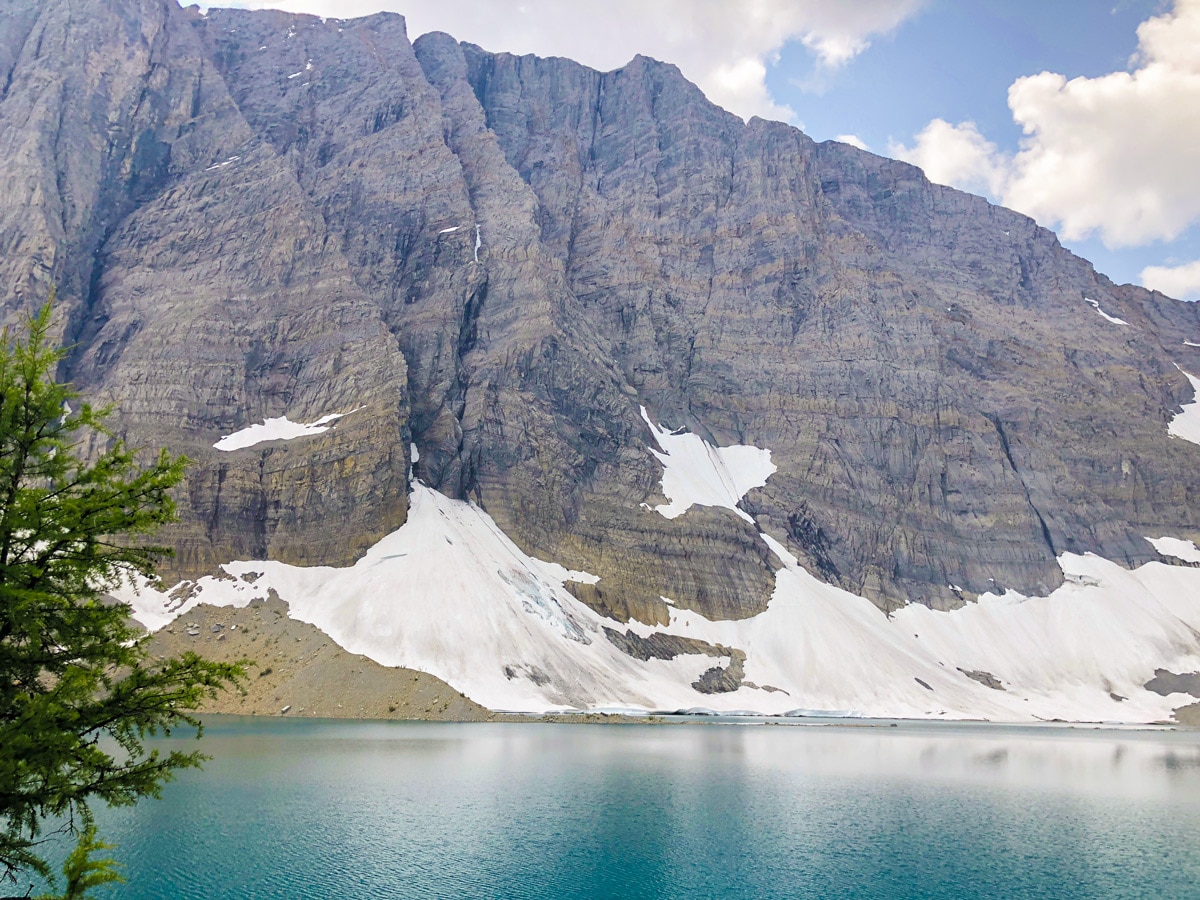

{"left": 2, "top": 0, "right": 1200, "bottom": 624}
{"left": 190, "top": 9, "right": 777, "bottom": 623}
{"left": 0, "top": 0, "right": 411, "bottom": 576}
{"left": 455, "top": 43, "right": 1200, "bottom": 610}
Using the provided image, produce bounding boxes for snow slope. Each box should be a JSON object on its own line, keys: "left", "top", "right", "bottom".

{"left": 121, "top": 485, "right": 1200, "bottom": 723}
{"left": 120, "top": 409, "right": 1200, "bottom": 723}
{"left": 125, "top": 483, "right": 720, "bottom": 712}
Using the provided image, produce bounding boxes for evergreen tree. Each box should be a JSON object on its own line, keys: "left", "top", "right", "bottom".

{"left": 0, "top": 302, "right": 244, "bottom": 896}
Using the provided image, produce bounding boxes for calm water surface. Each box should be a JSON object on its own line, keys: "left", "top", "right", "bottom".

{"left": 52, "top": 718, "right": 1200, "bottom": 899}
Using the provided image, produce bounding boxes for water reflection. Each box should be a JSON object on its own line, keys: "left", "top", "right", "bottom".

{"left": 73, "top": 719, "right": 1200, "bottom": 900}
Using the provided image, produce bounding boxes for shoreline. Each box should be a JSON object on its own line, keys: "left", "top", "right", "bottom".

{"left": 190, "top": 707, "right": 1197, "bottom": 732}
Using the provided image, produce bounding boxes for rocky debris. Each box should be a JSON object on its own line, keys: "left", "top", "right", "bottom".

{"left": 958, "top": 668, "right": 1006, "bottom": 691}
{"left": 603, "top": 627, "right": 726, "bottom": 662}
{"left": 742, "top": 682, "right": 788, "bottom": 695}
{"left": 2, "top": 0, "right": 1200, "bottom": 624}
{"left": 1144, "top": 669, "right": 1200, "bottom": 698}
{"left": 602, "top": 627, "right": 748, "bottom": 694}
{"left": 168, "top": 581, "right": 202, "bottom": 607}
{"left": 143, "top": 600, "right": 492, "bottom": 721}
{"left": 502, "top": 664, "right": 552, "bottom": 686}
{"left": 692, "top": 651, "right": 747, "bottom": 695}
{"left": 1173, "top": 702, "right": 1200, "bottom": 726}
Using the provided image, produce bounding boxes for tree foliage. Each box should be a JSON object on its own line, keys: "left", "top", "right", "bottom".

{"left": 0, "top": 303, "right": 244, "bottom": 896}
{"left": 34, "top": 826, "right": 123, "bottom": 900}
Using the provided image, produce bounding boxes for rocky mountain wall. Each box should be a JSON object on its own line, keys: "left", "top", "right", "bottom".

{"left": 1, "top": 0, "right": 1199, "bottom": 616}
{"left": 0, "top": 0, "right": 411, "bottom": 577}
{"left": 453, "top": 40, "right": 1200, "bottom": 608}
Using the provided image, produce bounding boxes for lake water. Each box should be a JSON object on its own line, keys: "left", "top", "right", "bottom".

{"left": 44, "top": 717, "right": 1200, "bottom": 899}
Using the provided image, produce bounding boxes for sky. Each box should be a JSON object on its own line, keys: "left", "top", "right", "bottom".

{"left": 200, "top": 0, "right": 1200, "bottom": 300}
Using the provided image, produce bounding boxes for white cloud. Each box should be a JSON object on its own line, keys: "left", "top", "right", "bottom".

{"left": 889, "top": 119, "right": 1008, "bottom": 198}
{"left": 1141, "top": 260, "right": 1200, "bottom": 300}
{"left": 705, "top": 56, "right": 795, "bottom": 124}
{"left": 784, "top": 3, "right": 923, "bottom": 68}
{"left": 834, "top": 134, "right": 870, "bottom": 151}
{"left": 892, "top": 0, "right": 1200, "bottom": 252}
{"left": 199, "top": 0, "right": 925, "bottom": 122}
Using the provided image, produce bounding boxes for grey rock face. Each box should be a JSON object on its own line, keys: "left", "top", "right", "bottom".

{"left": 2, "top": 0, "right": 1200, "bottom": 618}
{"left": 0, "top": 0, "right": 410, "bottom": 576}
{"left": 452, "top": 39, "right": 1200, "bottom": 610}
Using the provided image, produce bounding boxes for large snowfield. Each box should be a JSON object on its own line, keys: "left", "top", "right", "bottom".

{"left": 121, "top": 412, "right": 1200, "bottom": 724}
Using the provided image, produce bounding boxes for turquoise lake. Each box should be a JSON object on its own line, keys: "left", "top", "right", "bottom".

{"left": 40, "top": 717, "right": 1200, "bottom": 899}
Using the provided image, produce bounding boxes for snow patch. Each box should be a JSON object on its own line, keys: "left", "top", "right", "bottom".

{"left": 640, "top": 407, "right": 775, "bottom": 522}
{"left": 204, "top": 155, "right": 240, "bottom": 172}
{"left": 438, "top": 226, "right": 460, "bottom": 234}
{"left": 407, "top": 442, "right": 419, "bottom": 483}
{"left": 473, "top": 224, "right": 481, "bottom": 262}
{"left": 1148, "top": 536, "right": 1200, "bottom": 564}
{"left": 1085, "top": 297, "right": 1129, "bottom": 326}
{"left": 1168, "top": 369, "right": 1200, "bottom": 445}
{"left": 1184, "top": 340, "right": 1200, "bottom": 348}
{"left": 214, "top": 408, "right": 361, "bottom": 451}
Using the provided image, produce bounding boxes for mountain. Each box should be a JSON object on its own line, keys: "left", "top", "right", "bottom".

{"left": 3, "top": 0, "right": 1200, "bottom": 722}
